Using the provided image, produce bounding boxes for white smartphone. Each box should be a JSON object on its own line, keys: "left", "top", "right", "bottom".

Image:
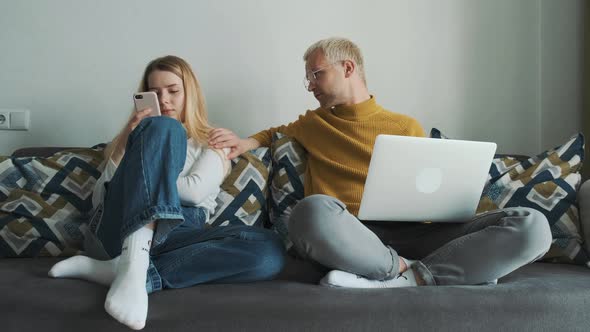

{"left": 133, "top": 91, "right": 161, "bottom": 117}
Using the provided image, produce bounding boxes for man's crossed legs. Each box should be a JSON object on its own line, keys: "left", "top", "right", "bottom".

{"left": 288, "top": 194, "right": 552, "bottom": 288}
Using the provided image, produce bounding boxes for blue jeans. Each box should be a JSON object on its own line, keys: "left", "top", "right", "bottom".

{"left": 86, "top": 117, "right": 285, "bottom": 293}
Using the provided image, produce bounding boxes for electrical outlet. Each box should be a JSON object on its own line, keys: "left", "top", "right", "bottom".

{"left": 0, "top": 111, "right": 9, "bottom": 129}
{"left": 0, "top": 109, "right": 30, "bottom": 130}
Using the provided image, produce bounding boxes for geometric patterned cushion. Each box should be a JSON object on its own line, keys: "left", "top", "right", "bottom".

{"left": 208, "top": 147, "right": 271, "bottom": 228}
{"left": 269, "top": 133, "right": 307, "bottom": 249}
{"left": 478, "top": 133, "right": 587, "bottom": 265}
{"left": 431, "top": 128, "right": 589, "bottom": 266}
{"left": 0, "top": 145, "right": 105, "bottom": 257}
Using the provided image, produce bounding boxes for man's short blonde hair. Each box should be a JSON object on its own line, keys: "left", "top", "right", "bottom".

{"left": 303, "top": 37, "right": 366, "bottom": 85}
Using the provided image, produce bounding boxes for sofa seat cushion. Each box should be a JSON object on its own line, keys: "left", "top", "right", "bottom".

{"left": 1, "top": 258, "right": 589, "bottom": 331}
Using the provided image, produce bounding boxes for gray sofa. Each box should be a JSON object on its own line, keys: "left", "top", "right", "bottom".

{"left": 2, "top": 148, "right": 590, "bottom": 332}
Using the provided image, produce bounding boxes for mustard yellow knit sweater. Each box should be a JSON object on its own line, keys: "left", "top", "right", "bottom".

{"left": 250, "top": 96, "right": 425, "bottom": 216}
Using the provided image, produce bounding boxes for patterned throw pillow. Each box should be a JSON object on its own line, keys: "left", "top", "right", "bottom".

{"left": 430, "top": 128, "right": 588, "bottom": 265}
{"left": 0, "top": 144, "right": 271, "bottom": 256}
{"left": 0, "top": 146, "right": 105, "bottom": 257}
{"left": 208, "top": 148, "right": 271, "bottom": 228}
{"left": 269, "top": 133, "right": 307, "bottom": 249}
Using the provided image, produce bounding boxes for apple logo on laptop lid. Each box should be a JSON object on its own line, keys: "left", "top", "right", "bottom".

{"left": 416, "top": 167, "right": 442, "bottom": 194}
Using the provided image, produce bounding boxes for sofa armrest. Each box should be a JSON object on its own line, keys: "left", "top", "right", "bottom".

{"left": 579, "top": 180, "right": 590, "bottom": 255}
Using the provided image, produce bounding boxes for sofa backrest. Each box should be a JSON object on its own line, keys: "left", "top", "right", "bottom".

{"left": 10, "top": 146, "right": 590, "bottom": 262}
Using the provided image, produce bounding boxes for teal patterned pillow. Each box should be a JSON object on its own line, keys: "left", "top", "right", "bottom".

{"left": 269, "top": 133, "right": 307, "bottom": 249}
{"left": 209, "top": 148, "right": 271, "bottom": 227}
{"left": 431, "top": 128, "right": 589, "bottom": 266}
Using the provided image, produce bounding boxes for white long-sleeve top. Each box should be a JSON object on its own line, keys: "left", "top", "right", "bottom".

{"left": 91, "top": 138, "right": 230, "bottom": 220}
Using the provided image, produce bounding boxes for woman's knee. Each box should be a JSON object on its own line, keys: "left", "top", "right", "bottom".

{"left": 133, "top": 116, "right": 185, "bottom": 140}
{"left": 125, "top": 116, "right": 187, "bottom": 168}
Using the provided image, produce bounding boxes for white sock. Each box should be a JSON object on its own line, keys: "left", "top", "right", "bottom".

{"left": 104, "top": 227, "right": 153, "bottom": 330}
{"left": 480, "top": 279, "right": 498, "bottom": 285}
{"left": 320, "top": 258, "right": 418, "bottom": 288}
{"left": 48, "top": 255, "right": 119, "bottom": 286}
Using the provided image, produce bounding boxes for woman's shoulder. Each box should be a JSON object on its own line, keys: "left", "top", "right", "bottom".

{"left": 186, "top": 138, "right": 226, "bottom": 160}
{"left": 187, "top": 137, "right": 205, "bottom": 149}
{"left": 186, "top": 139, "right": 231, "bottom": 176}
{"left": 186, "top": 137, "right": 205, "bottom": 160}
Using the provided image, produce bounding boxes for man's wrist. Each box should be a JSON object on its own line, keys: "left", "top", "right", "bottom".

{"left": 245, "top": 137, "right": 261, "bottom": 150}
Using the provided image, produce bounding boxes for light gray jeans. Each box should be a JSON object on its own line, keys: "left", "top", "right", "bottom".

{"left": 288, "top": 194, "right": 552, "bottom": 286}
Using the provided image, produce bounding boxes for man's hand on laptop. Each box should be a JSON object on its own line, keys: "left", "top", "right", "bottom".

{"left": 208, "top": 128, "right": 260, "bottom": 159}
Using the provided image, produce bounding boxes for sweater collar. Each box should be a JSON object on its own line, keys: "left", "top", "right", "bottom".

{"left": 330, "top": 96, "right": 379, "bottom": 120}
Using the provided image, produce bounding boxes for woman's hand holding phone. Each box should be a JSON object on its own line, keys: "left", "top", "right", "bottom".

{"left": 127, "top": 92, "right": 162, "bottom": 133}
{"left": 134, "top": 92, "right": 161, "bottom": 117}
{"left": 108, "top": 108, "right": 152, "bottom": 166}
{"left": 126, "top": 108, "right": 153, "bottom": 133}
{"left": 107, "top": 92, "right": 163, "bottom": 166}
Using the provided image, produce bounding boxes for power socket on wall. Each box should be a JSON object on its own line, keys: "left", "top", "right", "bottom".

{"left": 0, "top": 109, "right": 30, "bottom": 130}
{"left": 0, "top": 112, "right": 8, "bottom": 129}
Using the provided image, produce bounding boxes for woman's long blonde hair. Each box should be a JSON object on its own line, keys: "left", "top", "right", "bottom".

{"left": 103, "top": 56, "right": 212, "bottom": 163}
{"left": 139, "top": 55, "right": 212, "bottom": 144}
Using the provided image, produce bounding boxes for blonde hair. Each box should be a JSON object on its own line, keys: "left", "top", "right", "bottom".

{"left": 303, "top": 37, "right": 366, "bottom": 85}
{"left": 139, "top": 55, "right": 212, "bottom": 145}
{"left": 103, "top": 56, "right": 212, "bottom": 163}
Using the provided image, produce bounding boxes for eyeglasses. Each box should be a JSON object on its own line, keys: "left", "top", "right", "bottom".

{"left": 303, "top": 62, "right": 338, "bottom": 90}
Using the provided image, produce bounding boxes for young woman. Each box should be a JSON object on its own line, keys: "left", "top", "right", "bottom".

{"left": 48, "top": 56, "right": 285, "bottom": 330}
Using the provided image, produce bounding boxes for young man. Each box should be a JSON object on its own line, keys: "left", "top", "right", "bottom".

{"left": 209, "top": 37, "right": 552, "bottom": 287}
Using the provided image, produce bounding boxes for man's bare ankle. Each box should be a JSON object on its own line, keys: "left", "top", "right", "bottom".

{"left": 398, "top": 257, "right": 408, "bottom": 273}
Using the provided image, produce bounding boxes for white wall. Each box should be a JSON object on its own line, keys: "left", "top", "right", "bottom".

{"left": 540, "top": 0, "right": 584, "bottom": 151}
{"left": 0, "top": 0, "right": 584, "bottom": 156}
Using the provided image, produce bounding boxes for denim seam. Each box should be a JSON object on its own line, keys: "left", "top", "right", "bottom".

{"left": 120, "top": 205, "right": 184, "bottom": 240}
{"left": 140, "top": 133, "right": 152, "bottom": 204}
{"left": 155, "top": 229, "right": 269, "bottom": 275}
{"left": 146, "top": 260, "right": 163, "bottom": 293}
{"left": 156, "top": 241, "right": 218, "bottom": 277}
{"left": 238, "top": 230, "right": 272, "bottom": 242}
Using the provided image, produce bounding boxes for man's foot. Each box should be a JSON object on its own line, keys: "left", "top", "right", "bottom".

{"left": 319, "top": 269, "right": 418, "bottom": 288}
{"left": 104, "top": 227, "right": 153, "bottom": 330}
{"left": 48, "top": 255, "right": 119, "bottom": 286}
{"left": 319, "top": 258, "right": 418, "bottom": 288}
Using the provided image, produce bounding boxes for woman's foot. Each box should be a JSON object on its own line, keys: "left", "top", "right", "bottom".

{"left": 105, "top": 262, "right": 150, "bottom": 330}
{"left": 48, "top": 255, "right": 119, "bottom": 286}
{"left": 104, "top": 227, "right": 153, "bottom": 330}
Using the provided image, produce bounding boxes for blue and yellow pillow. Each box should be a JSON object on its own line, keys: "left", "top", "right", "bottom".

{"left": 0, "top": 145, "right": 272, "bottom": 257}
{"left": 209, "top": 148, "right": 271, "bottom": 228}
{"left": 0, "top": 146, "right": 105, "bottom": 257}
{"left": 269, "top": 133, "right": 307, "bottom": 249}
{"left": 431, "top": 128, "right": 588, "bottom": 265}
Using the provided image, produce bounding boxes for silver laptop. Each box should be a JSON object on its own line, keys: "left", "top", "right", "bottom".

{"left": 357, "top": 134, "right": 497, "bottom": 222}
